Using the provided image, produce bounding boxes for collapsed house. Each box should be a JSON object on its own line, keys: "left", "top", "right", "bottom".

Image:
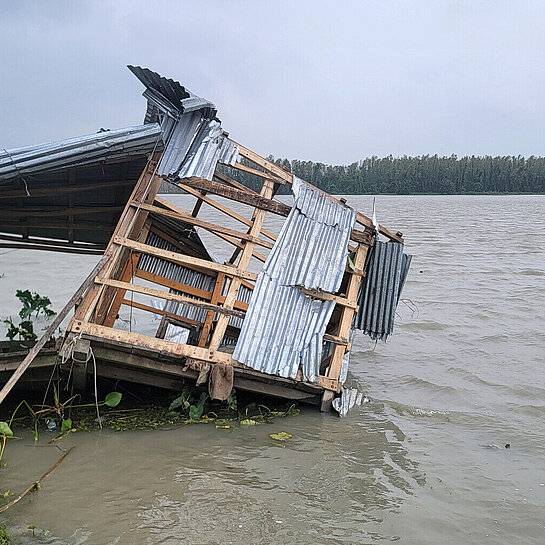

{"left": 0, "top": 67, "right": 411, "bottom": 414}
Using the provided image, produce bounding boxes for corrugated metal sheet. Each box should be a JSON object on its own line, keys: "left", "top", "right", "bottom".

{"left": 0, "top": 124, "right": 162, "bottom": 184}
{"left": 233, "top": 177, "right": 356, "bottom": 382}
{"left": 354, "top": 241, "right": 412, "bottom": 341}
{"left": 177, "top": 120, "right": 238, "bottom": 179}
{"left": 157, "top": 112, "right": 203, "bottom": 177}
{"left": 138, "top": 231, "right": 251, "bottom": 338}
{"left": 332, "top": 388, "right": 364, "bottom": 417}
{"left": 129, "top": 65, "right": 216, "bottom": 120}
{"left": 129, "top": 66, "right": 238, "bottom": 181}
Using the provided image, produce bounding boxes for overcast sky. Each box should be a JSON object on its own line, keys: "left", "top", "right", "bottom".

{"left": 1, "top": 1, "right": 543, "bottom": 164}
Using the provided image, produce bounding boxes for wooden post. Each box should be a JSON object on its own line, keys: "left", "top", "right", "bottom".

{"left": 320, "top": 242, "right": 370, "bottom": 411}
{"left": 198, "top": 272, "right": 225, "bottom": 347}
{"left": 208, "top": 178, "right": 275, "bottom": 352}
{"left": 71, "top": 153, "right": 161, "bottom": 327}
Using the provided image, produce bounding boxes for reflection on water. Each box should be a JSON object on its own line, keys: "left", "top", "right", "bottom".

{"left": 1, "top": 195, "right": 544, "bottom": 544}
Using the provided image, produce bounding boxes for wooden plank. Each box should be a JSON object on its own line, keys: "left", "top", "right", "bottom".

{"left": 151, "top": 198, "right": 267, "bottom": 263}
{"left": 208, "top": 177, "right": 275, "bottom": 351}
{"left": 0, "top": 220, "right": 112, "bottom": 231}
{"left": 230, "top": 140, "right": 293, "bottom": 183}
{"left": 299, "top": 287, "right": 359, "bottom": 310}
{"left": 94, "top": 168, "right": 164, "bottom": 324}
{"left": 134, "top": 269, "right": 249, "bottom": 311}
{"left": 172, "top": 176, "right": 291, "bottom": 217}
{"left": 120, "top": 299, "right": 203, "bottom": 328}
{"left": 232, "top": 140, "right": 404, "bottom": 243}
{"left": 114, "top": 236, "right": 258, "bottom": 281}
{"left": 233, "top": 162, "right": 285, "bottom": 184}
{"left": 198, "top": 272, "right": 224, "bottom": 347}
{"left": 174, "top": 183, "right": 278, "bottom": 243}
{"left": 213, "top": 170, "right": 259, "bottom": 195}
{"left": 79, "top": 322, "right": 235, "bottom": 365}
{"left": 103, "top": 224, "right": 147, "bottom": 328}
{"left": 95, "top": 277, "right": 246, "bottom": 319}
{"left": 0, "top": 242, "right": 104, "bottom": 255}
{"left": 0, "top": 233, "right": 103, "bottom": 250}
{"left": 322, "top": 334, "right": 349, "bottom": 346}
{"left": 71, "top": 153, "right": 162, "bottom": 326}
{"left": 0, "top": 255, "right": 108, "bottom": 405}
{"left": 0, "top": 179, "right": 135, "bottom": 200}
{"left": 324, "top": 243, "right": 369, "bottom": 393}
{"left": 1, "top": 205, "right": 125, "bottom": 218}
{"left": 138, "top": 200, "right": 274, "bottom": 249}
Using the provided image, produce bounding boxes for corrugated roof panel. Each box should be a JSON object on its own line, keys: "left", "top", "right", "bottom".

{"left": 128, "top": 65, "right": 216, "bottom": 118}
{"left": 233, "top": 178, "right": 356, "bottom": 382}
{"left": 354, "top": 240, "right": 412, "bottom": 341}
{"left": 0, "top": 124, "right": 162, "bottom": 184}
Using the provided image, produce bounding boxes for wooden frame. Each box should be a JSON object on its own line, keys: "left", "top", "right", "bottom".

{"left": 61, "top": 138, "right": 403, "bottom": 410}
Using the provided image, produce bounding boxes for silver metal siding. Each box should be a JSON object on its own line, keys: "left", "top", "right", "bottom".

{"left": 233, "top": 178, "right": 356, "bottom": 382}
{"left": 0, "top": 124, "right": 162, "bottom": 183}
{"left": 354, "top": 241, "right": 412, "bottom": 341}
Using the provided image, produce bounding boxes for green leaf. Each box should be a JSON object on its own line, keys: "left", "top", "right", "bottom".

{"left": 269, "top": 431, "right": 292, "bottom": 441}
{"left": 61, "top": 419, "right": 72, "bottom": 433}
{"left": 104, "top": 392, "right": 122, "bottom": 407}
{"left": 189, "top": 404, "right": 204, "bottom": 421}
{"left": 240, "top": 419, "right": 257, "bottom": 426}
{"left": 168, "top": 394, "right": 185, "bottom": 412}
{"left": 0, "top": 422, "right": 13, "bottom": 437}
{"left": 227, "top": 390, "right": 237, "bottom": 412}
{"left": 284, "top": 404, "right": 300, "bottom": 416}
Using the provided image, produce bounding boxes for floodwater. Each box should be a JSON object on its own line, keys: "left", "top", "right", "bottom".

{"left": 0, "top": 195, "right": 544, "bottom": 544}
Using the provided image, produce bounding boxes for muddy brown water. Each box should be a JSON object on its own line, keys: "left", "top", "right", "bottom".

{"left": 0, "top": 195, "right": 544, "bottom": 544}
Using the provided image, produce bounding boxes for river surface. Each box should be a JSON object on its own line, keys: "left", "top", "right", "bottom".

{"left": 0, "top": 195, "right": 544, "bottom": 544}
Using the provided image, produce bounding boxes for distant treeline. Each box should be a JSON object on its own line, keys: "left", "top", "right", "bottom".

{"left": 160, "top": 155, "right": 545, "bottom": 195}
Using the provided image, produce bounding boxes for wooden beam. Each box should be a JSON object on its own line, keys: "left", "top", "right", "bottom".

{"left": 153, "top": 195, "right": 268, "bottom": 262}
{"left": 233, "top": 162, "right": 285, "bottom": 184}
{"left": 0, "top": 179, "right": 135, "bottom": 200}
{"left": 94, "top": 168, "right": 164, "bottom": 325}
{"left": 113, "top": 236, "right": 258, "bottom": 281}
{"left": 170, "top": 176, "right": 291, "bottom": 217}
{"left": 208, "top": 177, "right": 275, "bottom": 351}
{"left": 173, "top": 183, "right": 278, "bottom": 243}
{"left": 198, "top": 272, "right": 224, "bottom": 347}
{"left": 213, "top": 170, "right": 259, "bottom": 195}
{"left": 139, "top": 200, "right": 274, "bottom": 249}
{"left": 230, "top": 140, "right": 404, "bottom": 243}
{"left": 323, "top": 243, "right": 369, "bottom": 396}
{"left": 134, "top": 269, "right": 249, "bottom": 311}
{"left": 71, "top": 153, "right": 162, "bottom": 326}
{"left": 0, "top": 233, "right": 103, "bottom": 249}
{"left": 95, "top": 277, "right": 246, "bottom": 319}
{"left": 0, "top": 205, "right": 125, "bottom": 218}
{"left": 0, "top": 221, "right": 112, "bottom": 231}
{"left": 230, "top": 140, "right": 294, "bottom": 183}
{"left": 78, "top": 322, "right": 236, "bottom": 365}
{"left": 120, "top": 298, "right": 202, "bottom": 327}
{"left": 0, "top": 242, "right": 104, "bottom": 255}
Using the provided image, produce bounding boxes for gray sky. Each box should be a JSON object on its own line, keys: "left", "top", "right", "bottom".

{"left": 1, "top": 1, "right": 543, "bottom": 164}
